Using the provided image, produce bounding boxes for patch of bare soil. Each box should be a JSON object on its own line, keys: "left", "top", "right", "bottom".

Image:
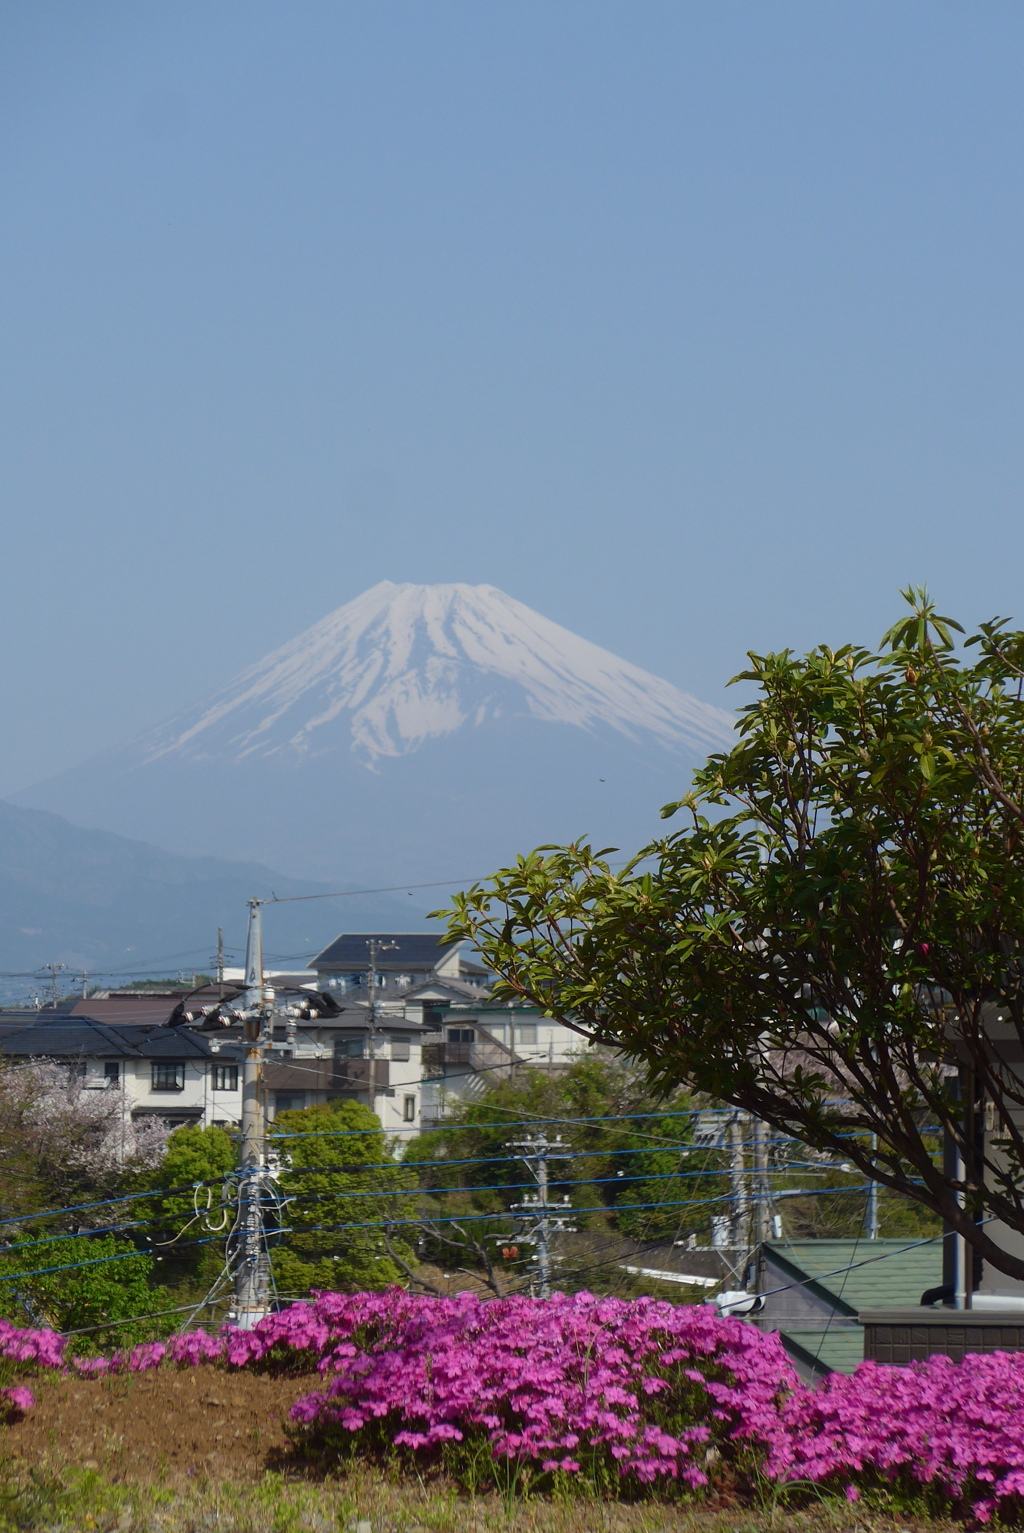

{"left": 0, "top": 1371, "right": 967, "bottom": 1532}
{"left": 1, "top": 1365, "right": 320, "bottom": 1483}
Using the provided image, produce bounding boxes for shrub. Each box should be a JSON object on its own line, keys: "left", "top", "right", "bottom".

{"left": 286, "top": 1290, "right": 794, "bottom": 1494}
{"left": 6, "top": 1290, "right": 1024, "bottom": 1521}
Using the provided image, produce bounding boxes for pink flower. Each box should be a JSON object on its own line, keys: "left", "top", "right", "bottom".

{"left": 1, "top": 1386, "right": 33, "bottom": 1416}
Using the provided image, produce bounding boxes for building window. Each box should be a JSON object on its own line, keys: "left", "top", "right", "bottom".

{"left": 515, "top": 1023, "right": 538, "bottom": 1046}
{"left": 151, "top": 1062, "right": 185, "bottom": 1092}
{"left": 390, "top": 1037, "right": 411, "bottom": 1062}
{"left": 334, "top": 1036, "right": 365, "bottom": 1057}
{"left": 403, "top": 1095, "right": 416, "bottom": 1122}
{"left": 275, "top": 1092, "right": 305, "bottom": 1115}
{"left": 448, "top": 1028, "right": 475, "bottom": 1044}
{"left": 212, "top": 1064, "right": 238, "bottom": 1091}
{"left": 103, "top": 1062, "right": 120, "bottom": 1084}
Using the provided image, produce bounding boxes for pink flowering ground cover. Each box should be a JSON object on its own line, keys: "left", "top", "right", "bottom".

{"left": 5, "top": 1293, "right": 1024, "bottom": 1520}
{"left": 285, "top": 1290, "right": 794, "bottom": 1493}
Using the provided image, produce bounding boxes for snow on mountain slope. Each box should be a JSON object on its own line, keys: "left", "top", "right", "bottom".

{"left": 15, "top": 583, "right": 737, "bottom": 884}
{"left": 137, "top": 582, "right": 734, "bottom": 768}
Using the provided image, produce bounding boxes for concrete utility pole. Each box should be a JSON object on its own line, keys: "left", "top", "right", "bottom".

{"left": 216, "top": 927, "right": 224, "bottom": 986}
{"left": 865, "top": 1132, "right": 880, "bottom": 1240}
{"left": 232, "top": 898, "right": 270, "bottom": 1329}
{"left": 365, "top": 938, "right": 396, "bottom": 1109}
{"left": 751, "top": 1118, "right": 771, "bottom": 1248}
{"left": 508, "top": 1134, "right": 575, "bottom": 1298}
{"left": 729, "top": 1112, "right": 750, "bottom": 1261}
{"left": 43, "top": 962, "right": 66, "bottom": 1008}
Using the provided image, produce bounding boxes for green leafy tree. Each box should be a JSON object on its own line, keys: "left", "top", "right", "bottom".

{"left": 403, "top": 1054, "right": 724, "bottom": 1284}
{"left": 0, "top": 1233, "right": 153, "bottom": 1344}
{"left": 143, "top": 1125, "right": 236, "bottom": 1288}
{"left": 442, "top": 589, "right": 1024, "bottom": 1284}
{"left": 270, "top": 1100, "right": 415, "bottom": 1296}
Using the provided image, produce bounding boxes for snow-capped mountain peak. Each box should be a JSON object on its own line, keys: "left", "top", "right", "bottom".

{"left": 139, "top": 581, "right": 734, "bottom": 767}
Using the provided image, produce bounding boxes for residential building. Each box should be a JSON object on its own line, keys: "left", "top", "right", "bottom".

{"left": 419, "top": 1004, "right": 587, "bottom": 1122}
{"left": 0, "top": 931, "right": 589, "bottom": 1145}
{"left": 0, "top": 1016, "right": 245, "bottom": 1131}
{"left": 307, "top": 930, "right": 586, "bottom": 1127}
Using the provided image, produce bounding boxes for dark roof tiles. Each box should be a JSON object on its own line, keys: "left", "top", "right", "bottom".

{"left": 312, "top": 933, "right": 457, "bottom": 971}
{"left": 0, "top": 1017, "right": 234, "bottom": 1060}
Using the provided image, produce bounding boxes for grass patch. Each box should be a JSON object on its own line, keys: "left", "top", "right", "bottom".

{"left": 0, "top": 1456, "right": 972, "bottom": 1533}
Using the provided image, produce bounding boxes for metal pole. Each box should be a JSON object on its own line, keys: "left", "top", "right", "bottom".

{"left": 729, "top": 1112, "right": 749, "bottom": 1263}
{"left": 535, "top": 1142, "right": 551, "bottom": 1298}
{"left": 234, "top": 898, "right": 268, "bottom": 1330}
{"left": 366, "top": 939, "right": 378, "bottom": 1107}
{"left": 752, "top": 1119, "right": 770, "bottom": 1248}
{"left": 46, "top": 962, "right": 64, "bottom": 1007}
{"left": 866, "top": 1132, "right": 880, "bottom": 1239}
{"left": 955, "top": 1140, "right": 968, "bottom": 1311}
{"left": 365, "top": 939, "right": 396, "bottom": 1116}
{"left": 508, "top": 1134, "right": 573, "bottom": 1299}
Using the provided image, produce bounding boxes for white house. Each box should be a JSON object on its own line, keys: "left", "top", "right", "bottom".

{"left": 0, "top": 1016, "right": 245, "bottom": 1131}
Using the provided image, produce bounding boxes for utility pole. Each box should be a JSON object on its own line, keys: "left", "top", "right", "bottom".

{"left": 216, "top": 927, "right": 224, "bottom": 986}
{"left": 232, "top": 898, "right": 270, "bottom": 1330}
{"left": 365, "top": 939, "right": 396, "bottom": 1111}
{"left": 865, "top": 1132, "right": 880, "bottom": 1240}
{"left": 43, "top": 962, "right": 66, "bottom": 1008}
{"left": 507, "top": 1134, "right": 575, "bottom": 1298}
{"left": 729, "top": 1112, "right": 749, "bottom": 1264}
{"left": 751, "top": 1118, "right": 771, "bottom": 1248}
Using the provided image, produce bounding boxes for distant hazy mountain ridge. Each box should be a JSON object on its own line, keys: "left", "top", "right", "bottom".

{"left": 134, "top": 582, "right": 733, "bottom": 767}
{"left": 0, "top": 800, "right": 423, "bottom": 977}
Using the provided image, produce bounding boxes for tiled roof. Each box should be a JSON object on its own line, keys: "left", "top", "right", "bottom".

{"left": 0, "top": 1019, "right": 235, "bottom": 1060}
{"left": 312, "top": 933, "right": 457, "bottom": 971}
{"left": 779, "top": 1325, "right": 866, "bottom": 1377}
{"left": 0, "top": 1019, "right": 142, "bottom": 1057}
{"left": 68, "top": 996, "right": 186, "bottom": 1026}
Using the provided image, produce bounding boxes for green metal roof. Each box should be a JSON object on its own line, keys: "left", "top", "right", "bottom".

{"left": 780, "top": 1325, "right": 865, "bottom": 1377}
{"left": 766, "top": 1238, "right": 942, "bottom": 1316}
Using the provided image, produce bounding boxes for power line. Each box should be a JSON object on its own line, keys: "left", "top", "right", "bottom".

{"left": 271, "top": 1105, "right": 713, "bottom": 1139}
{"left": 276, "top": 1162, "right": 734, "bottom": 1218}
{"left": 267, "top": 878, "right": 488, "bottom": 905}
{"left": 289, "top": 1184, "right": 870, "bottom": 1239}
{"left": 0, "top": 1180, "right": 874, "bottom": 1286}
{"left": 0, "top": 1175, "right": 234, "bottom": 1231}
{"left": 43, "top": 1214, "right": 947, "bottom": 1343}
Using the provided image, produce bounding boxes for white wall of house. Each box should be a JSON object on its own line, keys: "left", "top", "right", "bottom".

{"left": 262, "top": 1008, "right": 428, "bottom": 1142}
{"left": 420, "top": 1007, "right": 588, "bottom": 1122}
{"left": 90, "top": 1053, "right": 244, "bottom": 1131}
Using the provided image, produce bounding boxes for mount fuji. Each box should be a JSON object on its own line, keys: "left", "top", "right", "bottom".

{"left": 16, "top": 583, "right": 735, "bottom": 887}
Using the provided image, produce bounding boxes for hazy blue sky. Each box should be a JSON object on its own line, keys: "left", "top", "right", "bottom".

{"left": 2, "top": 2, "right": 1024, "bottom": 794}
